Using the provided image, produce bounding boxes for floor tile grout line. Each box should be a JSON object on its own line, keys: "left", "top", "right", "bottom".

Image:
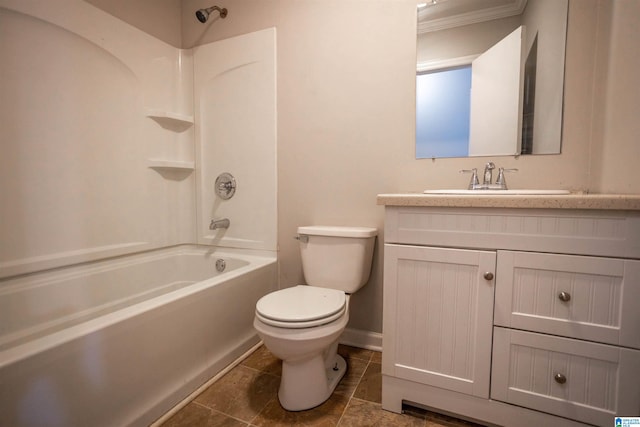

{"left": 190, "top": 401, "right": 252, "bottom": 426}
{"left": 239, "top": 362, "right": 281, "bottom": 378}
{"left": 247, "top": 395, "right": 279, "bottom": 426}
{"left": 188, "top": 360, "right": 280, "bottom": 426}
{"left": 210, "top": 406, "right": 253, "bottom": 426}
{"left": 336, "top": 356, "right": 372, "bottom": 426}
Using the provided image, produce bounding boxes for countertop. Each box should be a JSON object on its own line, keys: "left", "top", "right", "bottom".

{"left": 376, "top": 193, "right": 640, "bottom": 211}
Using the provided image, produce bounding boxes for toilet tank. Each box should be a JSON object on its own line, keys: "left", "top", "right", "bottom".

{"left": 297, "top": 226, "right": 378, "bottom": 293}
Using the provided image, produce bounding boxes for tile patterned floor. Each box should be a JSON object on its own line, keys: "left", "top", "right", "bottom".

{"left": 160, "top": 345, "right": 485, "bottom": 427}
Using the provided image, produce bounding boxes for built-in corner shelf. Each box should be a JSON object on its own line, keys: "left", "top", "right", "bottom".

{"left": 147, "top": 159, "right": 195, "bottom": 172}
{"left": 146, "top": 109, "right": 194, "bottom": 132}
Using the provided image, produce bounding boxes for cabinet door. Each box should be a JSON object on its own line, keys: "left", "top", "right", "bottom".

{"left": 382, "top": 244, "right": 496, "bottom": 398}
{"left": 494, "top": 251, "right": 640, "bottom": 349}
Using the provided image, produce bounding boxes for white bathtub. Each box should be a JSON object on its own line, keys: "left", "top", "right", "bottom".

{"left": 0, "top": 245, "right": 277, "bottom": 427}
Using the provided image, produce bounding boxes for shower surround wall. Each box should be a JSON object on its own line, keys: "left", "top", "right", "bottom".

{"left": 194, "top": 29, "right": 277, "bottom": 251}
{"left": 1, "top": 1, "right": 277, "bottom": 425}
{"left": 0, "top": 1, "right": 195, "bottom": 277}
{"left": 0, "top": 0, "right": 277, "bottom": 277}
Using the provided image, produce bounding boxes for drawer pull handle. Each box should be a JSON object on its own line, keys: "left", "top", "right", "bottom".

{"left": 554, "top": 373, "right": 567, "bottom": 384}
{"left": 558, "top": 291, "right": 571, "bottom": 302}
{"left": 483, "top": 272, "right": 494, "bottom": 281}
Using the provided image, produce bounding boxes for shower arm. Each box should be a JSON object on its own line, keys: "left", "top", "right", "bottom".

{"left": 196, "top": 5, "right": 228, "bottom": 23}
{"left": 207, "top": 6, "right": 227, "bottom": 18}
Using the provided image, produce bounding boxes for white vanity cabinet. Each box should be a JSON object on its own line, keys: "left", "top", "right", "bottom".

{"left": 381, "top": 204, "right": 640, "bottom": 427}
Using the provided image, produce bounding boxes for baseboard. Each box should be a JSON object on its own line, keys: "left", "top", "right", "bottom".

{"left": 339, "top": 327, "right": 382, "bottom": 352}
{"left": 149, "top": 339, "right": 263, "bottom": 427}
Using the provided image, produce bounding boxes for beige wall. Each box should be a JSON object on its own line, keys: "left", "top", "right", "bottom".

{"left": 86, "top": 0, "right": 183, "bottom": 47}
{"left": 588, "top": 0, "right": 640, "bottom": 193}
{"left": 179, "top": 0, "right": 639, "bottom": 334}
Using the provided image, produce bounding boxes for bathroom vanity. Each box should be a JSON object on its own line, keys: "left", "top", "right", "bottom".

{"left": 377, "top": 193, "right": 640, "bottom": 427}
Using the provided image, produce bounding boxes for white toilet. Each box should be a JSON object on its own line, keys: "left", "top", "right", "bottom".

{"left": 253, "top": 225, "right": 377, "bottom": 411}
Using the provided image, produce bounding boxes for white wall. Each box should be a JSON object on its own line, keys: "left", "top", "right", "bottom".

{"left": 193, "top": 28, "right": 277, "bottom": 251}
{"left": 0, "top": 0, "right": 196, "bottom": 277}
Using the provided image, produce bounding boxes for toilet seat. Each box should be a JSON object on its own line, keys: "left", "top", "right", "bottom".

{"left": 256, "top": 285, "right": 346, "bottom": 329}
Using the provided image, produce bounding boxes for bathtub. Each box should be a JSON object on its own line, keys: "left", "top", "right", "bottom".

{"left": 0, "top": 244, "right": 277, "bottom": 427}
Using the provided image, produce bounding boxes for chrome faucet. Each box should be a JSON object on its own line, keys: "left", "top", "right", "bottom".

{"left": 209, "top": 218, "right": 230, "bottom": 230}
{"left": 461, "top": 162, "right": 518, "bottom": 190}
{"left": 482, "top": 162, "right": 495, "bottom": 186}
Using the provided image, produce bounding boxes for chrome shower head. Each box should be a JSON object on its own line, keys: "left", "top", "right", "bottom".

{"left": 196, "top": 6, "right": 228, "bottom": 23}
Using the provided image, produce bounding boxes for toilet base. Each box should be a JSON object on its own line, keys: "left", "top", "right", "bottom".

{"left": 278, "top": 354, "right": 347, "bottom": 411}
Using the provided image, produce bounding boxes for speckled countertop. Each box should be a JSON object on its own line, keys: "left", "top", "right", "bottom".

{"left": 376, "top": 193, "right": 640, "bottom": 211}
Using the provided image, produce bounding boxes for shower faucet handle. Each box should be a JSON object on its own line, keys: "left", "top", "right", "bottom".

{"left": 219, "top": 181, "right": 233, "bottom": 191}
{"left": 215, "top": 173, "right": 236, "bottom": 200}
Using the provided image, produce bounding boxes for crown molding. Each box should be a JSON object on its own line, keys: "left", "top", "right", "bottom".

{"left": 418, "top": 0, "right": 527, "bottom": 34}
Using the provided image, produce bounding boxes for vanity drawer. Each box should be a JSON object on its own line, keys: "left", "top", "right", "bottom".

{"left": 494, "top": 251, "right": 640, "bottom": 349}
{"left": 491, "top": 327, "right": 640, "bottom": 426}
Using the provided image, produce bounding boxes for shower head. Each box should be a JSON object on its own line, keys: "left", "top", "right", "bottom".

{"left": 196, "top": 6, "right": 228, "bottom": 23}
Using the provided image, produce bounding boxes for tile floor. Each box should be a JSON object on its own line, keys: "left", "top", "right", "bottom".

{"left": 160, "top": 344, "right": 485, "bottom": 427}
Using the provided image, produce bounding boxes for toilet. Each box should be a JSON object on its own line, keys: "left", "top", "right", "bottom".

{"left": 253, "top": 225, "right": 377, "bottom": 411}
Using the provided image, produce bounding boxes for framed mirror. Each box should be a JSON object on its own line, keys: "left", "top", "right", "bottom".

{"left": 416, "top": 0, "right": 568, "bottom": 159}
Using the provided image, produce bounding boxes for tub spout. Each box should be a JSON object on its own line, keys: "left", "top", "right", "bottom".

{"left": 209, "top": 218, "right": 230, "bottom": 230}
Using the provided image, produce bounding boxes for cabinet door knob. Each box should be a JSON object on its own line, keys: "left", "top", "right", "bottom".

{"left": 483, "top": 272, "right": 494, "bottom": 281}
{"left": 558, "top": 291, "right": 571, "bottom": 302}
{"left": 554, "top": 373, "right": 567, "bottom": 384}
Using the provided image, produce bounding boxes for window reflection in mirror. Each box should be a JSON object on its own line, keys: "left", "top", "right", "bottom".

{"left": 416, "top": 66, "right": 471, "bottom": 158}
{"left": 415, "top": 0, "right": 568, "bottom": 159}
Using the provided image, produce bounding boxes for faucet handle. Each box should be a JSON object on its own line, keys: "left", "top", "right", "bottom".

{"left": 460, "top": 168, "right": 479, "bottom": 190}
{"left": 495, "top": 167, "right": 518, "bottom": 189}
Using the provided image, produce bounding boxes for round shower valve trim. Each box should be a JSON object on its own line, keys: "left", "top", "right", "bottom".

{"left": 215, "top": 172, "right": 236, "bottom": 200}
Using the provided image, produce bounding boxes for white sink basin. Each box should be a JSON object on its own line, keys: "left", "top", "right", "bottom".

{"left": 423, "top": 189, "right": 571, "bottom": 195}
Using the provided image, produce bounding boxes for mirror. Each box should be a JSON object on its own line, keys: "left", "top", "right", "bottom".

{"left": 416, "top": 0, "right": 568, "bottom": 159}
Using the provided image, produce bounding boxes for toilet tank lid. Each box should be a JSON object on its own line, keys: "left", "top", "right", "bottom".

{"left": 297, "top": 225, "right": 378, "bottom": 238}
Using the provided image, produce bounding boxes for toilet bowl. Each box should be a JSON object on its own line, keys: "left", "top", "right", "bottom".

{"left": 253, "top": 286, "right": 350, "bottom": 411}
{"left": 253, "top": 225, "right": 377, "bottom": 411}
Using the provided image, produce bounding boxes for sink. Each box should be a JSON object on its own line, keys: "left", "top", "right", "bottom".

{"left": 423, "top": 189, "right": 571, "bottom": 195}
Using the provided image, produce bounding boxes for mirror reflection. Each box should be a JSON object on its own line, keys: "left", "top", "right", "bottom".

{"left": 416, "top": 0, "right": 568, "bottom": 159}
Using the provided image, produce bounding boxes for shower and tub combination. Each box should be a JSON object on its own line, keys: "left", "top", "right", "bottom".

{"left": 0, "top": 1, "right": 276, "bottom": 426}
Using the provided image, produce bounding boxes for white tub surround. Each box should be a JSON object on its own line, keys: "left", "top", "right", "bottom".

{"left": 0, "top": 2, "right": 277, "bottom": 278}
{"left": 378, "top": 194, "right": 640, "bottom": 427}
{"left": 0, "top": 1, "right": 196, "bottom": 278}
{"left": 194, "top": 27, "right": 277, "bottom": 252}
{"left": 0, "top": 245, "right": 277, "bottom": 427}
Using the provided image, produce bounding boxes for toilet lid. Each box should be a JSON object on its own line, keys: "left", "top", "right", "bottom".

{"left": 256, "top": 285, "right": 346, "bottom": 324}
